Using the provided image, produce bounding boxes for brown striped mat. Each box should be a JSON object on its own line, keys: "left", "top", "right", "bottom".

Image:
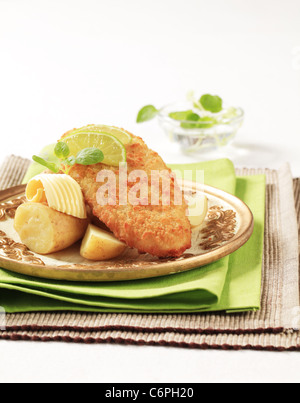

{"left": 0, "top": 155, "right": 299, "bottom": 350}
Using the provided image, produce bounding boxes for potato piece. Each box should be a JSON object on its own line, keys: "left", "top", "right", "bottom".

{"left": 14, "top": 202, "right": 88, "bottom": 254}
{"left": 80, "top": 224, "right": 127, "bottom": 261}
{"left": 187, "top": 193, "right": 208, "bottom": 228}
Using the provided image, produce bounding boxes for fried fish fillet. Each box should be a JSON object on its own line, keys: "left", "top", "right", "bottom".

{"left": 68, "top": 132, "right": 191, "bottom": 257}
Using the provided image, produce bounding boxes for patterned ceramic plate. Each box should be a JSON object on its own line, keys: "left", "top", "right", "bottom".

{"left": 0, "top": 181, "right": 253, "bottom": 282}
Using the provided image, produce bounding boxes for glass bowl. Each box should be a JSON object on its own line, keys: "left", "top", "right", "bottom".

{"left": 157, "top": 101, "right": 244, "bottom": 153}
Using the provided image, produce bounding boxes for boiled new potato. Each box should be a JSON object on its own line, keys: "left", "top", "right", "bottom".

{"left": 14, "top": 202, "right": 88, "bottom": 254}
{"left": 187, "top": 193, "right": 208, "bottom": 228}
{"left": 80, "top": 224, "right": 127, "bottom": 261}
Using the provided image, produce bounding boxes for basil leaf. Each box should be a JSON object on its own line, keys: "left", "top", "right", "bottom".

{"left": 199, "top": 94, "right": 223, "bottom": 113}
{"left": 75, "top": 148, "right": 104, "bottom": 165}
{"left": 136, "top": 105, "right": 158, "bottom": 123}
{"left": 32, "top": 155, "right": 60, "bottom": 173}
{"left": 54, "top": 142, "right": 70, "bottom": 159}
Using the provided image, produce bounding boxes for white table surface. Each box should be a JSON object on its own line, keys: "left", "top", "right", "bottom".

{"left": 0, "top": 0, "right": 300, "bottom": 383}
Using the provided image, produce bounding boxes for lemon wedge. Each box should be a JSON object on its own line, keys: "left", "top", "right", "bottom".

{"left": 60, "top": 132, "right": 126, "bottom": 167}
{"left": 62, "top": 124, "right": 132, "bottom": 145}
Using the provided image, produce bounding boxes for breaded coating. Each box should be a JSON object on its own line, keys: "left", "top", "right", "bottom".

{"left": 69, "top": 132, "right": 191, "bottom": 257}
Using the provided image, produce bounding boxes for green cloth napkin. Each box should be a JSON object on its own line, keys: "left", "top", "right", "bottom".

{"left": 0, "top": 156, "right": 265, "bottom": 313}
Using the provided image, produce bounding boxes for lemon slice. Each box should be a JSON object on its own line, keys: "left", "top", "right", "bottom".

{"left": 61, "top": 132, "right": 126, "bottom": 167}
{"left": 62, "top": 125, "right": 132, "bottom": 145}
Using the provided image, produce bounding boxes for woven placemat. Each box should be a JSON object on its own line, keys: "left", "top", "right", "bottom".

{"left": 1, "top": 328, "right": 299, "bottom": 351}
{"left": 0, "top": 156, "right": 299, "bottom": 350}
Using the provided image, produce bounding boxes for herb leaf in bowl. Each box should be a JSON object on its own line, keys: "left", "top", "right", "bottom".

{"left": 199, "top": 94, "right": 223, "bottom": 113}
{"left": 181, "top": 115, "right": 217, "bottom": 129}
{"left": 167, "top": 109, "right": 217, "bottom": 129}
{"left": 136, "top": 92, "right": 226, "bottom": 129}
{"left": 180, "top": 112, "right": 200, "bottom": 128}
{"left": 168, "top": 110, "right": 194, "bottom": 121}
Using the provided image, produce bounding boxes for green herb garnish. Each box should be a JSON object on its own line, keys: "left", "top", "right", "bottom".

{"left": 136, "top": 92, "right": 226, "bottom": 129}
{"left": 136, "top": 105, "right": 158, "bottom": 123}
{"left": 75, "top": 148, "right": 104, "bottom": 165}
{"left": 181, "top": 116, "right": 217, "bottom": 129}
{"left": 54, "top": 142, "right": 70, "bottom": 159}
{"left": 199, "top": 94, "right": 223, "bottom": 113}
{"left": 61, "top": 156, "right": 76, "bottom": 167}
{"left": 167, "top": 110, "right": 217, "bottom": 129}
{"left": 168, "top": 110, "right": 194, "bottom": 121}
{"left": 32, "top": 155, "right": 60, "bottom": 174}
{"left": 33, "top": 142, "right": 105, "bottom": 174}
{"left": 186, "top": 112, "right": 201, "bottom": 121}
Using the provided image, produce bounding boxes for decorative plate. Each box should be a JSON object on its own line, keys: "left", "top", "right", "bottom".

{"left": 0, "top": 181, "right": 253, "bottom": 282}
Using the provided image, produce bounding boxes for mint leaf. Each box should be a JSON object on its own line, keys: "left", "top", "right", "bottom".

{"left": 168, "top": 110, "right": 194, "bottom": 121}
{"left": 75, "top": 148, "right": 104, "bottom": 165}
{"left": 196, "top": 116, "right": 217, "bottom": 128}
{"left": 136, "top": 105, "right": 158, "bottom": 123}
{"left": 199, "top": 94, "right": 223, "bottom": 113}
{"left": 54, "top": 142, "right": 70, "bottom": 159}
{"left": 186, "top": 112, "right": 200, "bottom": 121}
{"left": 181, "top": 116, "right": 217, "bottom": 129}
{"left": 32, "top": 155, "right": 60, "bottom": 173}
{"left": 180, "top": 112, "right": 200, "bottom": 128}
{"left": 62, "top": 156, "right": 76, "bottom": 167}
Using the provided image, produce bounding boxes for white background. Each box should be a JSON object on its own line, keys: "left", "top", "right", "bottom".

{"left": 0, "top": 0, "right": 300, "bottom": 383}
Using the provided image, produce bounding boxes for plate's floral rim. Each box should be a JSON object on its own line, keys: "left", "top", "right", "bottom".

{"left": 200, "top": 206, "right": 237, "bottom": 250}
{"left": 0, "top": 230, "right": 45, "bottom": 266}
{"left": 0, "top": 196, "right": 27, "bottom": 221}
{"left": 0, "top": 195, "right": 237, "bottom": 268}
